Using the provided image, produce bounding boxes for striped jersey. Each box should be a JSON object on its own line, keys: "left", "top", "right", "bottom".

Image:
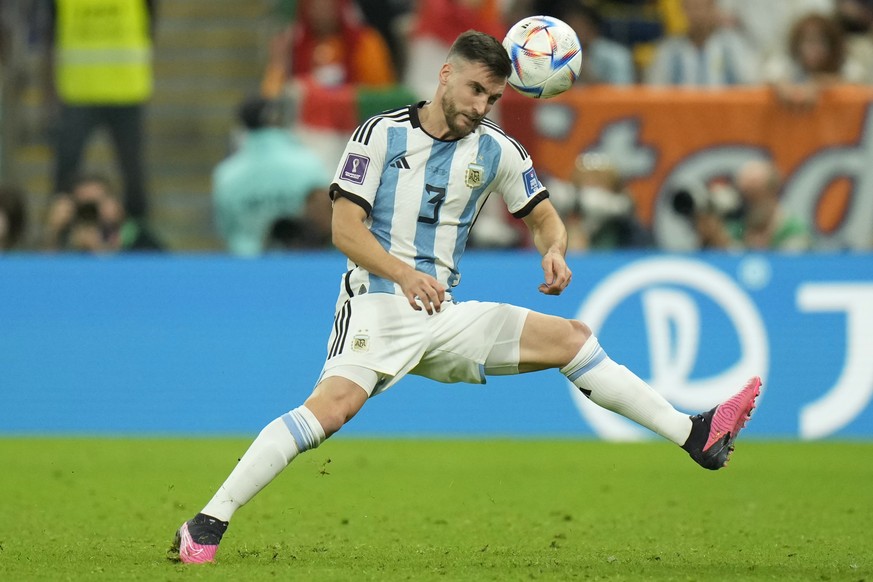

{"left": 329, "top": 102, "right": 548, "bottom": 303}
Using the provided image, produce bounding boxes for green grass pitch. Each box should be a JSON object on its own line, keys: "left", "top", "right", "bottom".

{"left": 1, "top": 438, "right": 870, "bottom": 581}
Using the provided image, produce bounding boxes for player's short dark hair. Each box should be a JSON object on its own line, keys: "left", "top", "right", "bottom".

{"left": 447, "top": 30, "right": 512, "bottom": 80}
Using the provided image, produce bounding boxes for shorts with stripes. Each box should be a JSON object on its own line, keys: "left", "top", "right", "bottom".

{"left": 318, "top": 293, "right": 529, "bottom": 396}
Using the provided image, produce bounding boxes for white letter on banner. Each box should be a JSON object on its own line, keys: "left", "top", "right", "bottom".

{"left": 644, "top": 289, "right": 700, "bottom": 387}
{"left": 797, "top": 284, "right": 873, "bottom": 439}
{"left": 586, "top": 119, "right": 656, "bottom": 182}
{"left": 782, "top": 106, "right": 873, "bottom": 251}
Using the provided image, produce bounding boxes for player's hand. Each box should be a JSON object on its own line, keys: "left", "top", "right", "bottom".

{"left": 539, "top": 250, "right": 572, "bottom": 296}
{"left": 399, "top": 269, "right": 446, "bottom": 314}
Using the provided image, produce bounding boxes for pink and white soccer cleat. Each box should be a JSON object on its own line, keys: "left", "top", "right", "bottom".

{"left": 169, "top": 514, "right": 228, "bottom": 564}
{"left": 682, "top": 376, "right": 762, "bottom": 470}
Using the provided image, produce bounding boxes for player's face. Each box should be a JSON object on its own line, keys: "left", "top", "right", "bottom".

{"left": 440, "top": 60, "right": 506, "bottom": 138}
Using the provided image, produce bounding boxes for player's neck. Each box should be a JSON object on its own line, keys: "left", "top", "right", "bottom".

{"left": 418, "top": 101, "right": 452, "bottom": 140}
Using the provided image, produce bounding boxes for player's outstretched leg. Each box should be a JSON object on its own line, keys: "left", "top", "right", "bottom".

{"left": 168, "top": 377, "right": 368, "bottom": 564}
{"left": 681, "top": 376, "right": 762, "bottom": 470}
{"left": 561, "top": 334, "right": 761, "bottom": 470}
{"left": 167, "top": 405, "right": 326, "bottom": 564}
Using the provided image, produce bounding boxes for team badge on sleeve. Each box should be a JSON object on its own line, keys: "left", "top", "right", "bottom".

{"left": 465, "top": 163, "right": 485, "bottom": 188}
{"left": 523, "top": 167, "right": 542, "bottom": 197}
{"left": 341, "top": 154, "right": 370, "bottom": 185}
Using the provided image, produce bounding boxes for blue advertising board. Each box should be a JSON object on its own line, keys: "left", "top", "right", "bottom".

{"left": 1, "top": 252, "right": 871, "bottom": 439}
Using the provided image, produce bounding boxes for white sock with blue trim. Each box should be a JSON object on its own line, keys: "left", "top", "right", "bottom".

{"left": 201, "top": 406, "right": 325, "bottom": 522}
{"left": 562, "top": 337, "right": 692, "bottom": 445}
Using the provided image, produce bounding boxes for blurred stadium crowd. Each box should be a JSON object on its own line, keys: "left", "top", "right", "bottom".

{"left": 1, "top": 0, "right": 872, "bottom": 254}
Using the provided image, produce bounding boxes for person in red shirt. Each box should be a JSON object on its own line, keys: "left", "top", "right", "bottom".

{"left": 262, "top": 0, "right": 397, "bottom": 96}
{"left": 405, "top": 0, "right": 506, "bottom": 98}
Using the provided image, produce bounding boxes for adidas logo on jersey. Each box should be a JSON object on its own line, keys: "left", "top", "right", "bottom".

{"left": 389, "top": 157, "right": 411, "bottom": 169}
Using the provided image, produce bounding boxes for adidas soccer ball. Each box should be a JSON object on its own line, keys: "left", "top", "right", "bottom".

{"left": 502, "top": 15, "right": 583, "bottom": 99}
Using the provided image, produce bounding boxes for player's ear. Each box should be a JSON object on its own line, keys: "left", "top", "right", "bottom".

{"left": 438, "top": 62, "right": 453, "bottom": 86}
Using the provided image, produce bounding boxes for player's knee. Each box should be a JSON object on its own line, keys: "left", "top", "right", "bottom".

{"left": 304, "top": 380, "right": 368, "bottom": 436}
{"left": 563, "top": 319, "right": 592, "bottom": 359}
{"left": 306, "top": 403, "right": 349, "bottom": 437}
{"left": 312, "top": 408, "right": 346, "bottom": 437}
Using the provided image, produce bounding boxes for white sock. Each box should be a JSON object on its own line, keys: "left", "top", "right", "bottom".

{"left": 562, "top": 337, "right": 692, "bottom": 445}
{"left": 201, "top": 405, "right": 326, "bottom": 522}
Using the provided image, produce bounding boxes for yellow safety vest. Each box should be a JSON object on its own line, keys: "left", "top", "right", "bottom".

{"left": 55, "top": 0, "right": 152, "bottom": 104}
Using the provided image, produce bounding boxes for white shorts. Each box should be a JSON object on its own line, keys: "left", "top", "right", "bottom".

{"left": 318, "top": 293, "right": 529, "bottom": 396}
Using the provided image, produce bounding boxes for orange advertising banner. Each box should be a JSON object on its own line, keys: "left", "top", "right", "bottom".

{"left": 500, "top": 86, "right": 873, "bottom": 250}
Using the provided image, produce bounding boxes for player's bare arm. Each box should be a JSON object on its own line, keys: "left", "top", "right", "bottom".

{"left": 522, "top": 199, "right": 571, "bottom": 296}
{"left": 332, "top": 197, "right": 446, "bottom": 314}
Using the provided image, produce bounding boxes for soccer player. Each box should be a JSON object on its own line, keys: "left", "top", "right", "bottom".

{"left": 170, "top": 30, "right": 761, "bottom": 564}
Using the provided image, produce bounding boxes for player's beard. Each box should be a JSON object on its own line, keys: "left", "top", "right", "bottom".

{"left": 441, "top": 93, "right": 482, "bottom": 138}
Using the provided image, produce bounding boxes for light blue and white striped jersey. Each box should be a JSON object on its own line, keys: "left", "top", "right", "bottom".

{"left": 329, "top": 102, "right": 548, "bottom": 303}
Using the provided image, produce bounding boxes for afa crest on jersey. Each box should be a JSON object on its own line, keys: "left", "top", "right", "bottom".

{"left": 465, "top": 163, "right": 485, "bottom": 188}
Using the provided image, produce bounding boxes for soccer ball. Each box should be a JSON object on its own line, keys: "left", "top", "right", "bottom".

{"left": 502, "top": 15, "right": 583, "bottom": 99}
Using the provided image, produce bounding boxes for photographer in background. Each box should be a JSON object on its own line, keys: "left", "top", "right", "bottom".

{"left": 674, "top": 159, "right": 812, "bottom": 251}
{"left": 43, "top": 174, "right": 163, "bottom": 253}
{"left": 552, "top": 153, "right": 652, "bottom": 251}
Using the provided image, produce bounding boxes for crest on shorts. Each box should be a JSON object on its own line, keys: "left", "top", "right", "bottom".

{"left": 465, "top": 163, "right": 485, "bottom": 188}
{"left": 352, "top": 334, "right": 369, "bottom": 352}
